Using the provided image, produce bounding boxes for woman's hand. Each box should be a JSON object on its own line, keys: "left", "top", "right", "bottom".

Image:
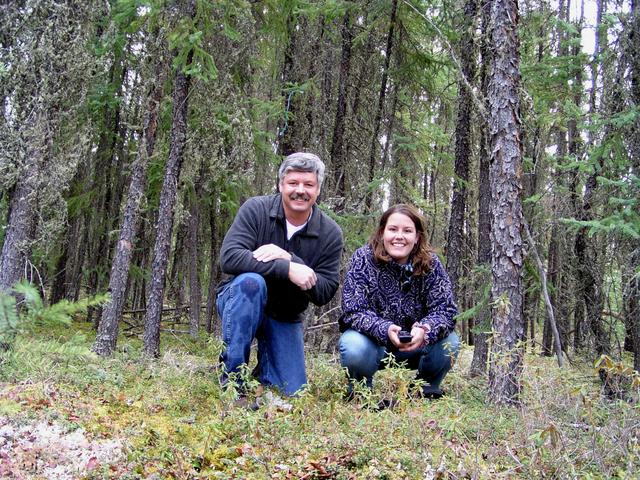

{"left": 387, "top": 324, "right": 425, "bottom": 351}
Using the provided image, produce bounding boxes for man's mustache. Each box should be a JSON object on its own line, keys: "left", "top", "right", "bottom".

{"left": 289, "top": 193, "right": 310, "bottom": 201}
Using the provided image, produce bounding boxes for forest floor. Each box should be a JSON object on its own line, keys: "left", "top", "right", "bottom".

{"left": 0, "top": 323, "right": 638, "bottom": 479}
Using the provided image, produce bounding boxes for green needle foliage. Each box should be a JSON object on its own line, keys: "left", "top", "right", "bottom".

{"left": 0, "top": 281, "right": 108, "bottom": 354}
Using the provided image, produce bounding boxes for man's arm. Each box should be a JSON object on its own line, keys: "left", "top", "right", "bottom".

{"left": 219, "top": 198, "right": 290, "bottom": 280}
{"left": 304, "top": 228, "right": 343, "bottom": 305}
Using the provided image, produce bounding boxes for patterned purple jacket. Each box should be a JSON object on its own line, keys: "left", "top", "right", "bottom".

{"left": 339, "top": 244, "right": 457, "bottom": 347}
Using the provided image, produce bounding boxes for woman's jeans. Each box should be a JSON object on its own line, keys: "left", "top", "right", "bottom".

{"left": 339, "top": 329, "right": 460, "bottom": 393}
{"left": 216, "top": 273, "right": 306, "bottom": 396}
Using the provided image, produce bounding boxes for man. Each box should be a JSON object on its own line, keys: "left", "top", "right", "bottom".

{"left": 217, "top": 152, "right": 343, "bottom": 396}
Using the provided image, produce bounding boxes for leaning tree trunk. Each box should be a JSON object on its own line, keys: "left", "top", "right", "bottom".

{"left": 93, "top": 57, "right": 166, "bottom": 357}
{"left": 446, "top": 0, "right": 478, "bottom": 300}
{"left": 486, "top": 0, "right": 526, "bottom": 406}
{"left": 143, "top": 27, "right": 194, "bottom": 358}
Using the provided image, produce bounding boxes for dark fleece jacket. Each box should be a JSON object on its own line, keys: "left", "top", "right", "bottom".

{"left": 219, "top": 194, "right": 343, "bottom": 322}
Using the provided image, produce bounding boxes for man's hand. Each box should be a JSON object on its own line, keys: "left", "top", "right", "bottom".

{"left": 288, "top": 262, "right": 317, "bottom": 290}
{"left": 252, "top": 244, "right": 292, "bottom": 263}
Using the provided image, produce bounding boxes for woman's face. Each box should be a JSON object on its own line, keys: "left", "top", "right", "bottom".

{"left": 382, "top": 212, "right": 418, "bottom": 264}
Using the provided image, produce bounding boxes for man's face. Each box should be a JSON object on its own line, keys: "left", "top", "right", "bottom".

{"left": 279, "top": 170, "right": 320, "bottom": 219}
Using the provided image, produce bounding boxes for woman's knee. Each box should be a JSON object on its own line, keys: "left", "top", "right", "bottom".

{"left": 421, "top": 332, "right": 460, "bottom": 373}
{"left": 441, "top": 331, "right": 461, "bottom": 360}
{"left": 339, "top": 330, "right": 380, "bottom": 374}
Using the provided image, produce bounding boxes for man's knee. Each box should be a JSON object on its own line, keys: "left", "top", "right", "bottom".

{"left": 234, "top": 273, "right": 267, "bottom": 297}
{"left": 218, "top": 273, "right": 267, "bottom": 331}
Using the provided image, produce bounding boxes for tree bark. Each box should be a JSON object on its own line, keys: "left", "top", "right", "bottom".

{"left": 469, "top": 130, "right": 491, "bottom": 376}
{"left": 486, "top": 0, "right": 526, "bottom": 406}
{"left": 574, "top": 0, "right": 610, "bottom": 358}
{"left": 276, "top": 10, "right": 304, "bottom": 156}
{"left": 93, "top": 57, "right": 166, "bottom": 356}
{"left": 469, "top": 0, "right": 491, "bottom": 378}
{"left": 330, "top": 9, "right": 354, "bottom": 201}
{"left": 0, "top": 150, "right": 41, "bottom": 293}
{"left": 86, "top": 51, "right": 127, "bottom": 329}
{"left": 204, "top": 196, "right": 221, "bottom": 334}
{"left": 143, "top": 8, "right": 195, "bottom": 357}
{"left": 447, "top": 0, "right": 478, "bottom": 300}
{"left": 187, "top": 167, "right": 204, "bottom": 339}
{"left": 628, "top": 0, "right": 640, "bottom": 369}
{"left": 365, "top": 0, "right": 398, "bottom": 211}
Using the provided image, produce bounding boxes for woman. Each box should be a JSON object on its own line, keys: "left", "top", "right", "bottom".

{"left": 339, "top": 204, "right": 459, "bottom": 399}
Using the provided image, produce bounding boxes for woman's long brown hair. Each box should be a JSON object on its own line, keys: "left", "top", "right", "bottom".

{"left": 368, "top": 204, "right": 434, "bottom": 275}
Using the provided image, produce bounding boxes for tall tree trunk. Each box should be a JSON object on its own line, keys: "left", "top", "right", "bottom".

{"left": 486, "top": 0, "right": 525, "bottom": 406}
{"left": 388, "top": 85, "right": 405, "bottom": 205}
{"left": 574, "top": 0, "right": 609, "bottom": 358}
{"left": 204, "top": 195, "right": 221, "bottom": 334}
{"left": 469, "top": 126, "right": 491, "bottom": 376}
{"left": 628, "top": 0, "right": 639, "bottom": 370}
{"left": 543, "top": 0, "right": 572, "bottom": 356}
{"left": 365, "top": 0, "right": 398, "bottom": 211}
{"left": 168, "top": 220, "right": 188, "bottom": 318}
{"left": 567, "top": 7, "right": 585, "bottom": 354}
{"left": 469, "top": 0, "right": 491, "bottom": 378}
{"left": 93, "top": 57, "right": 166, "bottom": 356}
{"left": 187, "top": 167, "right": 204, "bottom": 339}
{"left": 0, "top": 148, "right": 41, "bottom": 293}
{"left": 447, "top": 0, "right": 478, "bottom": 299}
{"left": 86, "top": 52, "right": 127, "bottom": 329}
{"left": 330, "top": 9, "right": 354, "bottom": 202}
{"left": 143, "top": 8, "right": 195, "bottom": 357}
{"left": 277, "top": 11, "right": 304, "bottom": 156}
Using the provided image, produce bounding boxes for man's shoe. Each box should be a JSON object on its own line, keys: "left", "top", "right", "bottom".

{"left": 258, "top": 391, "right": 293, "bottom": 411}
{"left": 420, "top": 387, "right": 445, "bottom": 399}
{"left": 233, "top": 395, "right": 260, "bottom": 411}
{"left": 375, "top": 398, "right": 399, "bottom": 411}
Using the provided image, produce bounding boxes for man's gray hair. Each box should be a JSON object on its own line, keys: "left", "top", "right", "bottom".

{"left": 278, "top": 152, "right": 325, "bottom": 187}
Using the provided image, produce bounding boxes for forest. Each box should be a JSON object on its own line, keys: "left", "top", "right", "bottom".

{"left": 0, "top": 0, "right": 639, "bottom": 478}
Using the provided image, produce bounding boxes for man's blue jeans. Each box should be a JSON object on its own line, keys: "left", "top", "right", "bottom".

{"left": 339, "top": 329, "right": 460, "bottom": 393}
{"left": 216, "top": 273, "right": 306, "bottom": 396}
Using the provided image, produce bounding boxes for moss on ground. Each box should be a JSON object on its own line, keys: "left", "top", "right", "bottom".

{"left": 0, "top": 323, "right": 638, "bottom": 479}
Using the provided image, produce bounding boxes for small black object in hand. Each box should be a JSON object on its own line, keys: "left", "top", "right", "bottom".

{"left": 398, "top": 330, "right": 412, "bottom": 343}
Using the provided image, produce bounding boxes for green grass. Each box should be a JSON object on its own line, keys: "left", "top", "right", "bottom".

{"left": 1, "top": 323, "right": 638, "bottom": 479}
